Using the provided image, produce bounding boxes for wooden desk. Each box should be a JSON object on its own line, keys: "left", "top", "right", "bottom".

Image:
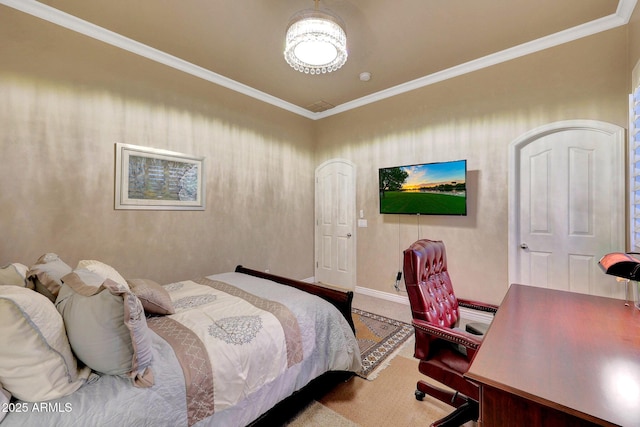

{"left": 465, "top": 284, "right": 640, "bottom": 426}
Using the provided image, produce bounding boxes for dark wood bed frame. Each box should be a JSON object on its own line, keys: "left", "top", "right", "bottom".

{"left": 234, "top": 265, "right": 357, "bottom": 426}
{"left": 235, "top": 265, "right": 355, "bottom": 332}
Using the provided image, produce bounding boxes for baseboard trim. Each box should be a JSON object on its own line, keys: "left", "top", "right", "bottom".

{"left": 305, "top": 280, "right": 494, "bottom": 324}
{"left": 355, "top": 285, "right": 410, "bottom": 305}
{"left": 355, "top": 286, "right": 494, "bottom": 324}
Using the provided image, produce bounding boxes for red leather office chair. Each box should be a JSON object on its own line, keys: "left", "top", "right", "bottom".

{"left": 403, "top": 239, "right": 498, "bottom": 427}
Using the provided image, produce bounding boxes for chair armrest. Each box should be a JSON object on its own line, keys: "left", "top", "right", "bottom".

{"left": 412, "top": 318, "right": 483, "bottom": 351}
{"left": 457, "top": 298, "right": 499, "bottom": 314}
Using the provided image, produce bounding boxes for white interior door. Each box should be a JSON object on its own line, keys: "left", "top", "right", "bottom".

{"left": 315, "top": 159, "right": 356, "bottom": 289}
{"left": 509, "top": 121, "right": 625, "bottom": 298}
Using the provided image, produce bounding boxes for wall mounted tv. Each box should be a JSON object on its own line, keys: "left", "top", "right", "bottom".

{"left": 379, "top": 159, "right": 467, "bottom": 215}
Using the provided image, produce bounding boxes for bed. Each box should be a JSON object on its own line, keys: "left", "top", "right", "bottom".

{"left": 0, "top": 255, "right": 361, "bottom": 427}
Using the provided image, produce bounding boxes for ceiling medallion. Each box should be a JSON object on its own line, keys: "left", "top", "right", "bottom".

{"left": 284, "top": 0, "right": 348, "bottom": 74}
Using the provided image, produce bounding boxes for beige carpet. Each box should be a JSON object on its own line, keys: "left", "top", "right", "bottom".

{"left": 286, "top": 339, "right": 475, "bottom": 427}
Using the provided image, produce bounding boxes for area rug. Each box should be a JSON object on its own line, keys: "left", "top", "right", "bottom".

{"left": 352, "top": 308, "right": 414, "bottom": 379}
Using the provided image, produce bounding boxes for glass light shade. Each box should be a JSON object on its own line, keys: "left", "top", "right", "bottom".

{"left": 284, "top": 10, "right": 347, "bottom": 74}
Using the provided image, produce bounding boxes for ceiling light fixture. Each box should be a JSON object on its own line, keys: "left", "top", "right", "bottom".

{"left": 284, "top": 0, "right": 348, "bottom": 74}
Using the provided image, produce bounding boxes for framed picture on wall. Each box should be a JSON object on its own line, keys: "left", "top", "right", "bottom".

{"left": 115, "top": 143, "right": 205, "bottom": 210}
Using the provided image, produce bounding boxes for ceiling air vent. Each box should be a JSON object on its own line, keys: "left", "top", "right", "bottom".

{"left": 306, "top": 100, "right": 335, "bottom": 113}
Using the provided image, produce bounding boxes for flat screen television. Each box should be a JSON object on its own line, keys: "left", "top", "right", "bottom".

{"left": 379, "top": 159, "right": 467, "bottom": 215}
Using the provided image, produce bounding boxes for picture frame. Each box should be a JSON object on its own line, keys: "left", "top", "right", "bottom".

{"left": 115, "top": 143, "right": 205, "bottom": 210}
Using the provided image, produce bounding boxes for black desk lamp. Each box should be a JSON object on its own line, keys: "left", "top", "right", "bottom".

{"left": 598, "top": 252, "right": 640, "bottom": 307}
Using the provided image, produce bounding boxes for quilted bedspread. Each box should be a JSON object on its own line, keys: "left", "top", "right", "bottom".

{"left": 1, "top": 272, "right": 361, "bottom": 427}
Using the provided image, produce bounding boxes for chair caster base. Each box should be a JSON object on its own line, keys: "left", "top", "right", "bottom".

{"left": 415, "top": 389, "right": 425, "bottom": 401}
{"left": 429, "top": 400, "right": 479, "bottom": 427}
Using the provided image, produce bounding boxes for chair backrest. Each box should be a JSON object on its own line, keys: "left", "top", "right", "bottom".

{"left": 403, "top": 239, "right": 460, "bottom": 328}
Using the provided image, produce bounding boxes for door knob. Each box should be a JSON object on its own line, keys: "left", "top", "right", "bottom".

{"left": 520, "top": 243, "right": 528, "bottom": 249}
{"left": 346, "top": 233, "right": 352, "bottom": 238}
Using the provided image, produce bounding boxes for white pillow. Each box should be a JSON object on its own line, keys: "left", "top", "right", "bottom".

{"left": 0, "top": 286, "right": 91, "bottom": 401}
{"left": 76, "top": 260, "right": 129, "bottom": 289}
{"left": 0, "top": 263, "right": 30, "bottom": 287}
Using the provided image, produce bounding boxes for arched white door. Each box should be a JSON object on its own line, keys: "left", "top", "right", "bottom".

{"left": 509, "top": 120, "right": 625, "bottom": 298}
{"left": 315, "top": 159, "right": 356, "bottom": 289}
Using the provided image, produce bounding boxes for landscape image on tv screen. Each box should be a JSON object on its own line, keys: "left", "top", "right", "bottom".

{"left": 379, "top": 159, "right": 467, "bottom": 215}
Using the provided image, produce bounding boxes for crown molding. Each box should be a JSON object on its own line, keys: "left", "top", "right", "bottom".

{"left": 0, "top": 0, "right": 317, "bottom": 120}
{"left": 315, "top": 0, "right": 638, "bottom": 119}
{"left": 2, "top": 0, "right": 637, "bottom": 121}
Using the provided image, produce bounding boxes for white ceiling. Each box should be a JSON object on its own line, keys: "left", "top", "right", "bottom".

{"left": 2, "top": 0, "right": 637, "bottom": 119}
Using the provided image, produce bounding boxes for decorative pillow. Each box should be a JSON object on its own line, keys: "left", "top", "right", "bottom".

{"left": 0, "top": 286, "right": 91, "bottom": 402}
{"left": 27, "top": 253, "right": 72, "bottom": 302}
{"left": 77, "top": 259, "right": 129, "bottom": 289}
{"left": 0, "top": 263, "right": 30, "bottom": 288}
{"left": 127, "top": 278, "right": 175, "bottom": 315}
{"left": 57, "top": 270, "right": 154, "bottom": 387}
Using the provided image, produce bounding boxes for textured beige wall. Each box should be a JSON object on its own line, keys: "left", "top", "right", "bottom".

{"left": 0, "top": 7, "right": 634, "bottom": 305}
{"left": 315, "top": 29, "right": 629, "bottom": 305}
{"left": 0, "top": 9, "right": 315, "bottom": 283}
